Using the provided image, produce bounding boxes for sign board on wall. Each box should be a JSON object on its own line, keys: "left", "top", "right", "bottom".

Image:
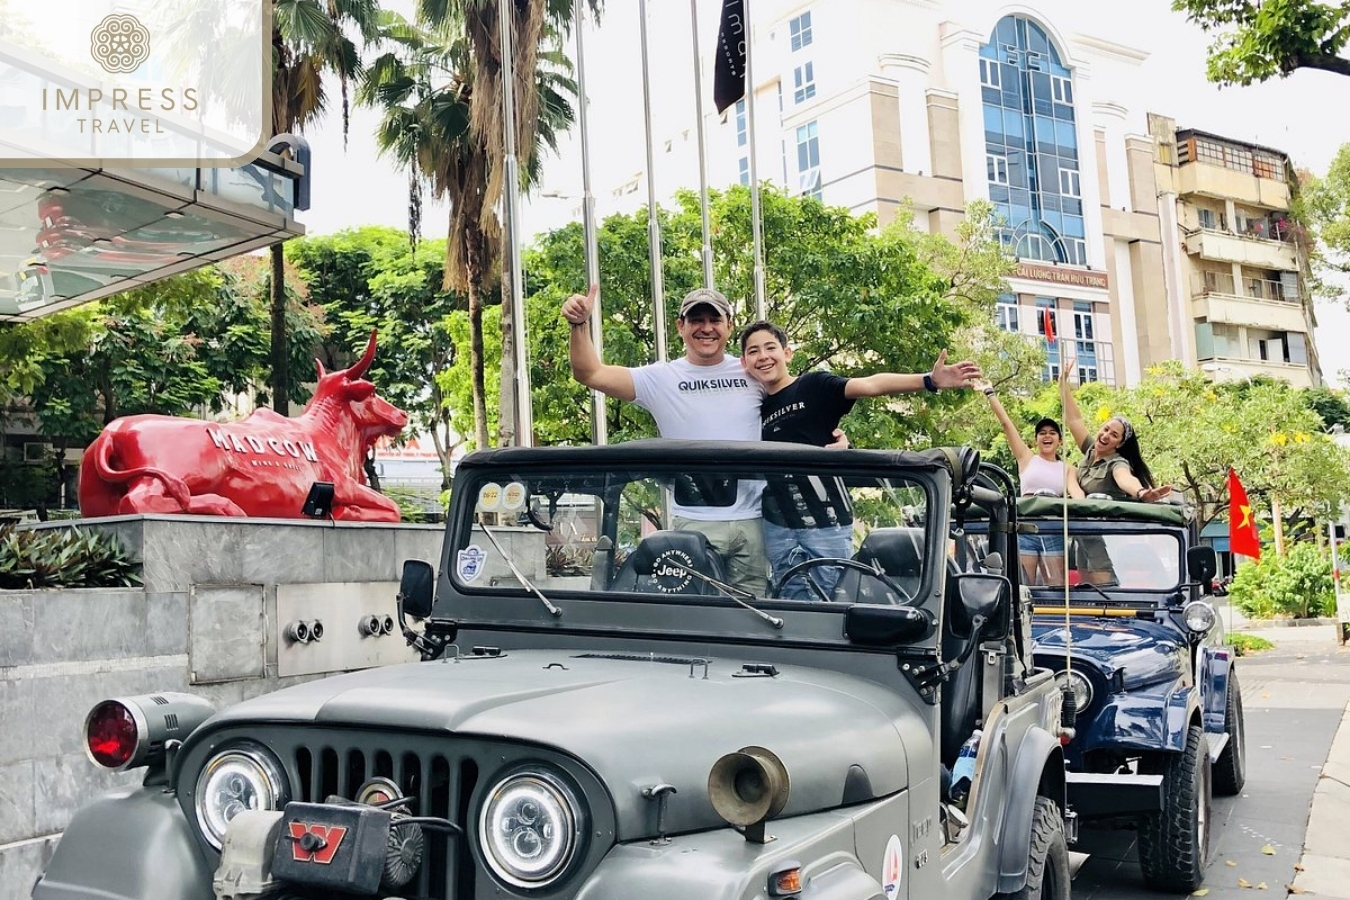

{"left": 1015, "top": 262, "right": 1109, "bottom": 291}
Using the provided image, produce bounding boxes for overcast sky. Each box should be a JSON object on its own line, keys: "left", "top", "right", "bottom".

{"left": 292, "top": 0, "right": 1350, "bottom": 385}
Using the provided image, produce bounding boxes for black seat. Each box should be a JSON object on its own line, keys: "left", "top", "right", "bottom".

{"left": 610, "top": 529, "right": 729, "bottom": 596}
{"left": 832, "top": 527, "right": 924, "bottom": 605}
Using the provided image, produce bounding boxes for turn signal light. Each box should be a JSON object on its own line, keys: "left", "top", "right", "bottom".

{"left": 768, "top": 862, "right": 803, "bottom": 896}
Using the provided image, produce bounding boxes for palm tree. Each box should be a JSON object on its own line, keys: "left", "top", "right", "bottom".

{"left": 359, "top": 8, "right": 577, "bottom": 450}
{"left": 268, "top": 0, "right": 379, "bottom": 412}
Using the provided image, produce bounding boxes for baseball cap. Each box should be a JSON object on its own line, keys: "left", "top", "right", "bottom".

{"left": 1034, "top": 417, "right": 1062, "bottom": 436}
{"left": 678, "top": 287, "right": 733, "bottom": 319}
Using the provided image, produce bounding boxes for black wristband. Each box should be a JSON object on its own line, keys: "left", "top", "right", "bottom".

{"left": 569, "top": 320, "right": 587, "bottom": 330}
{"left": 983, "top": 387, "right": 995, "bottom": 397}
{"left": 923, "top": 373, "right": 938, "bottom": 393}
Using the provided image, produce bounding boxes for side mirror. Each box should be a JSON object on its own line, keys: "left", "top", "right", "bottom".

{"left": 949, "top": 572, "right": 1010, "bottom": 640}
{"left": 1187, "top": 546, "right": 1218, "bottom": 587}
{"left": 844, "top": 604, "right": 933, "bottom": 646}
{"left": 398, "top": 560, "right": 436, "bottom": 620}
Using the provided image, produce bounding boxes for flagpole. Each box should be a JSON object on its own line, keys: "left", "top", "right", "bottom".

{"left": 498, "top": 0, "right": 532, "bottom": 446}
{"left": 638, "top": 0, "right": 668, "bottom": 363}
{"left": 573, "top": 0, "right": 607, "bottom": 444}
{"left": 742, "top": 0, "right": 767, "bottom": 319}
{"left": 689, "top": 0, "right": 714, "bottom": 288}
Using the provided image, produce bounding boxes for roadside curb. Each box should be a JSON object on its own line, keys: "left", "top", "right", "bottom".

{"left": 1240, "top": 617, "right": 1340, "bottom": 629}
{"left": 1292, "top": 700, "right": 1350, "bottom": 898}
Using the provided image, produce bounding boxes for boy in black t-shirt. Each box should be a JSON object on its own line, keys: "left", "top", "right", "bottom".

{"left": 739, "top": 321, "right": 980, "bottom": 599}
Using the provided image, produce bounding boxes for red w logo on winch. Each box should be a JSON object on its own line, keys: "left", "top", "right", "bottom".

{"left": 288, "top": 822, "right": 348, "bottom": 864}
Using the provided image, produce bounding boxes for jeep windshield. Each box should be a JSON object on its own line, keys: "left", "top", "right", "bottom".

{"left": 1011, "top": 496, "right": 1188, "bottom": 595}
{"left": 445, "top": 442, "right": 934, "bottom": 607}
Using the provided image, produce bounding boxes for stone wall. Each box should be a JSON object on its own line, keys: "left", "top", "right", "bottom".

{"left": 0, "top": 514, "right": 450, "bottom": 900}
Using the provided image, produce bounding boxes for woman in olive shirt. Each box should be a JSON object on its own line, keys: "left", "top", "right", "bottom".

{"left": 1059, "top": 358, "right": 1171, "bottom": 502}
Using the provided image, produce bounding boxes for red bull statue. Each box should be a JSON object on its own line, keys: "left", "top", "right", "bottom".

{"left": 78, "top": 332, "right": 409, "bottom": 521}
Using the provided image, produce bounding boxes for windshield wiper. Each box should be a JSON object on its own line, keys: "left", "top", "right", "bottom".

{"left": 1066, "top": 581, "right": 1115, "bottom": 602}
{"left": 479, "top": 524, "right": 562, "bottom": 618}
{"left": 663, "top": 563, "right": 784, "bottom": 630}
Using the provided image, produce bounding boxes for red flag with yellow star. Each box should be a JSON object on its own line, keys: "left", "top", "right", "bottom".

{"left": 1228, "top": 468, "right": 1260, "bottom": 559}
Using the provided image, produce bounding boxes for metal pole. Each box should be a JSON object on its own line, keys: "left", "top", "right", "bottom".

{"left": 742, "top": 0, "right": 766, "bottom": 319}
{"left": 499, "top": 0, "right": 532, "bottom": 445}
{"left": 638, "top": 0, "right": 668, "bottom": 362}
{"left": 689, "top": 0, "right": 714, "bottom": 288}
{"left": 574, "top": 1, "right": 607, "bottom": 444}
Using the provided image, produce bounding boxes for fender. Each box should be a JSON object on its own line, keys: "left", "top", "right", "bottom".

{"left": 996, "top": 726, "right": 1065, "bottom": 894}
{"left": 32, "top": 787, "right": 213, "bottom": 900}
{"left": 1073, "top": 683, "right": 1197, "bottom": 756}
{"left": 1197, "top": 646, "right": 1233, "bottom": 736}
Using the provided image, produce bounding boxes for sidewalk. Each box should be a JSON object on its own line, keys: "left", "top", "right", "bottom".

{"left": 1227, "top": 605, "right": 1350, "bottom": 899}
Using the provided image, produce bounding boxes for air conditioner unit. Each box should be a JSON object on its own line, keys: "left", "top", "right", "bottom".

{"left": 22, "top": 442, "right": 52, "bottom": 464}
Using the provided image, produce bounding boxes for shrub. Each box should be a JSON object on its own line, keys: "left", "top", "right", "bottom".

{"left": 1228, "top": 632, "right": 1274, "bottom": 656}
{"left": 0, "top": 525, "right": 142, "bottom": 590}
{"left": 1228, "top": 542, "right": 1333, "bottom": 620}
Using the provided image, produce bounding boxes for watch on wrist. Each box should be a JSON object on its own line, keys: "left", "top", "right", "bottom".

{"left": 983, "top": 387, "right": 995, "bottom": 396}
{"left": 923, "top": 373, "right": 938, "bottom": 393}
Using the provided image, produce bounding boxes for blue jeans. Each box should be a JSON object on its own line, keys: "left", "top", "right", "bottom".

{"left": 764, "top": 521, "right": 854, "bottom": 600}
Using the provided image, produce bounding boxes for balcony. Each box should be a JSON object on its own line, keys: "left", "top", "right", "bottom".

{"left": 1177, "top": 162, "right": 1290, "bottom": 209}
{"left": 1183, "top": 227, "right": 1298, "bottom": 271}
{"left": 1191, "top": 274, "right": 1307, "bottom": 333}
{"left": 1201, "top": 359, "right": 1314, "bottom": 389}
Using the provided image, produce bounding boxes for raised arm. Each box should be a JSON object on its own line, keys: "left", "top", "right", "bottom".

{"left": 843, "top": 350, "right": 982, "bottom": 398}
{"left": 981, "top": 386, "right": 1033, "bottom": 466}
{"left": 1109, "top": 465, "right": 1172, "bottom": 503}
{"left": 1058, "top": 352, "right": 1090, "bottom": 452}
{"left": 563, "top": 284, "right": 636, "bottom": 402}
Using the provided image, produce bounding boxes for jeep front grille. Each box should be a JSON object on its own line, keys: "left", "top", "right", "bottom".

{"left": 291, "top": 734, "right": 479, "bottom": 900}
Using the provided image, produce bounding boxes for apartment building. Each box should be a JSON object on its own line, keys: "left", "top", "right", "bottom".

{"left": 1150, "top": 115, "right": 1322, "bottom": 386}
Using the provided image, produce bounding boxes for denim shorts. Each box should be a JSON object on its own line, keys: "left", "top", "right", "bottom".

{"left": 1018, "top": 532, "right": 1065, "bottom": 555}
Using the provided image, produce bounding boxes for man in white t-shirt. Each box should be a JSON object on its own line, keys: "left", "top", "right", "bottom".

{"left": 563, "top": 284, "right": 768, "bottom": 592}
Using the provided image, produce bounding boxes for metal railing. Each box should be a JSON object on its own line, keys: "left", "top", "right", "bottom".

{"left": 1191, "top": 272, "right": 1299, "bottom": 303}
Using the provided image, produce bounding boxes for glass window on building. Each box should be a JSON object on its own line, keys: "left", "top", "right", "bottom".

{"left": 790, "top": 11, "right": 813, "bottom": 51}
{"left": 979, "top": 16, "right": 1085, "bottom": 268}
{"left": 793, "top": 62, "right": 816, "bottom": 103}
{"left": 736, "top": 98, "right": 747, "bottom": 148}
{"left": 996, "top": 293, "right": 1019, "bottom": 332}
{"left": 738, "top": 156, "right": 750, "bottom": 186}
{"left": 796, "top": 121, "right": 821, "bottom": 200}
{"left": 1073, "top": 301, "right": 1099, "bottom": 383}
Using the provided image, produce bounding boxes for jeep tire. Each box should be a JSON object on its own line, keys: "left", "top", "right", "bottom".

{"left": 996, "top": 796, "right": 1070, "bottom": 900}
{"left": 1213, "top": 668, "right": 1246, "bottom": 795}
{"left": 1138, "top": 725, "right": 1212, "bottom": 892}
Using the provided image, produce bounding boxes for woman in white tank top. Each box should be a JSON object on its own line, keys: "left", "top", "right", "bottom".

{"left": 982, "top": 385, "right": 1083, "bottom": 585}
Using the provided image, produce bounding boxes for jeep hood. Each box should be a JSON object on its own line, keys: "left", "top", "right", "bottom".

{"left": 208, "top": 651, "right": 918, "bottom": 839}
{"left": 1032, "top": 617, "right": 1186, "bottom": 689}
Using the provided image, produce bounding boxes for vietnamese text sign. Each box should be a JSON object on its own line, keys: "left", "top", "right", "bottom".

{"left": 1015, "top": 261, "right": 1109, "bottom": 290}
{"left": 0, "top": 0, "right": 268, "bottom": 167}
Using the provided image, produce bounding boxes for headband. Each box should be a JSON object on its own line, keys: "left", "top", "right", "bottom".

{"left": 1111, "top": 416, "right": 1135, "bottom": 443}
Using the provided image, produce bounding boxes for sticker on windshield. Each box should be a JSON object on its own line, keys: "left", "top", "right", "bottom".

{"left": 501, "top": 482, "right": 526, "bottom": 512}
{"left": 477, "top": 482, "right": 502, "bottom": 512}
{"left": 457, "top": 545, "right": 487, "bottom": 583}
{"left": 651, "top": 548, "right": 695, "bottom": 593}
{"left": 882, "top": 833, "right": 903, "bottom": 898}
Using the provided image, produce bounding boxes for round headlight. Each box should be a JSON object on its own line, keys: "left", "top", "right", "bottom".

{"left": 1055, "top": 669, "right": 1094, "bottom": 713}
{"left": 194, "top": 744, "right": 288, "bottom": 849}
{"left": 1182, "top": 600, "right": 1217, "bottom": 634}
{"left": 479, "top": 769, "right": 584, "bottom": 888}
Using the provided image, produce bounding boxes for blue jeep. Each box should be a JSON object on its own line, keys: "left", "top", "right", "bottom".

{"left": 1010, "top": 496, "right": 1243, "bottom": 893}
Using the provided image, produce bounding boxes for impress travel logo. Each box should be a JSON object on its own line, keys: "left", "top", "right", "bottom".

{"left": 0, "top": 0, "right": 268, "bottom": 167}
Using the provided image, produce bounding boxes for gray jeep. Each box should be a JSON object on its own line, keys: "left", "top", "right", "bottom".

{"left": 34, "top": 441, "right": 1075, "bottom": 900}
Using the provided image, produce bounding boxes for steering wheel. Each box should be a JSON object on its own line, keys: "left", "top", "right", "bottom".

{"left": 772, "top": 557, "right": 917, "bottom": 606}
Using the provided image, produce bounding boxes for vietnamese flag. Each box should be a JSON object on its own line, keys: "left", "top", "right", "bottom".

{"left": 1228, "top": 468, "right": 1261, "bottom": 559}
{"left": 1043, "top": 308, "right": 1056, "bottom": 344}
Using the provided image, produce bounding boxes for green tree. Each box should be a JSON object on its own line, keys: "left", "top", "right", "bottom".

{"left": 1173, "top": 0, "right": 1350, "bottom": 85}
{"left": 1228, "top": 541, "right": 1334, "bottom": 618}
{"left": 1297, "top": 143, "right": 1350, "bottom": 310}
{"left": 1, "top": 266, "right": 326, "bottom": 458}
{"left": 268, "top": 0, "right": 379, "bottom": 412}
{"left": 359, "top": 8, "right": 578, "bottom": 451}
{"left": 288, "top": 226, "right": 465, "bottom": 484}
{"left": 517, "top": 187, "right": 1014, "bottom": 447}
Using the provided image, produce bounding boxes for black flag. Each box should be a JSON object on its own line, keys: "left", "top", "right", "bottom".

{"left": 714, "top": 0, "right": 746, "bottom": 114}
